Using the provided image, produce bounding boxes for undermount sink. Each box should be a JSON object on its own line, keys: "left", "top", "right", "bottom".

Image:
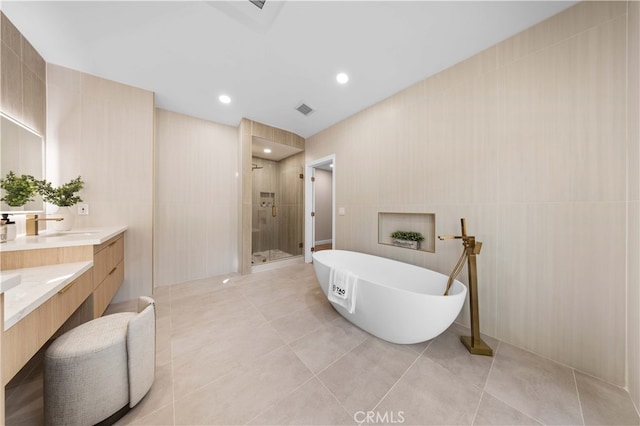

{"left": 37, "top": 231, "right": 100, "bottom": 239}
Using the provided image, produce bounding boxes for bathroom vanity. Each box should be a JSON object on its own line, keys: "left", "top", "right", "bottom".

{"left": 0, "top": 226, "right": 127, "bottom": 385}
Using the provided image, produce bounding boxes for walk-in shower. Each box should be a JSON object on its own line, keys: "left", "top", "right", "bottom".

{"left": 251, "top": 150, "right": 304, "bottom": 266}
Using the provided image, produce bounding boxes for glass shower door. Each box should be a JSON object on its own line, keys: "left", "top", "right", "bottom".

{"left": 251, "top": 154, "right": 303, "bottom": 265}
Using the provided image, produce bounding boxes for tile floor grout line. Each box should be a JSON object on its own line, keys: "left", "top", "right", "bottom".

{"left": 468, "top": 338, "right": 502, "bottom": 425}
{"left": 368, "top": 343, "right": 427, "bottom": 415}
{"left": 468, "top": 337, "right": 501, "bottom": 426}
{"left": 308, "top": 333, "right": 376, "bottom": 419}
{"left": 258, "top": 294, "right": 327, "bottom": 325}
{"left": 311, "top": 334, "right": 372, "bottom": 378}
{"left": 482, "top": 339, "right": 500, "bottom": 392}
{"left": 313, "top": 364, "right": 357, "bottom": 424}
{"left": 241, "top": 274, "right": 340, "bottom": 425}
{"left": 573, "top": 368, "right": 587, "bottom": 426}
{"left": 470, "top": 392, "right": 488, "bottom": 426}
{"left": 242, "top": 374, "right": 317, "bottom": 426}
{"left": 478, "top": 341, "right": 546, "bottom": 426}
{"left": 167, "top": 295, "right": 286, "bottom": 420}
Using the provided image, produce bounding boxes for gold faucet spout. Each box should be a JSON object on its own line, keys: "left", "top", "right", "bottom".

{"left": 438, "top": 235, "right": 462, "bottom": 240}
{"left": 26, "top": 214, "right": 64, "bottom": 236}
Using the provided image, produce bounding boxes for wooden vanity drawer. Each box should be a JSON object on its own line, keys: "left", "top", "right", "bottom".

{"left": 93, "top": 259, "right": 125, "bottom": 318}
{"left": 2, "top": 268, "right": 94, "bottom": 385}
{"left": 93, "top": 234, "right": 124, "bottom": 289}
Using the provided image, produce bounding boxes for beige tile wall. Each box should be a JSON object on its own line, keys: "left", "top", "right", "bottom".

{"left": 0, "top": 12, "right": 45, "bottom": 136}
{"left": 46, "top": 64, "right": 154, "bottom": 302}
{"left": 306, "top": 1, "right": 637, "bottom": 388}
{"left": 628, "top": 0, "right": 640, "bottom": 410}
{"left": 154, "top": 109, "right": 238, "bottom": 287}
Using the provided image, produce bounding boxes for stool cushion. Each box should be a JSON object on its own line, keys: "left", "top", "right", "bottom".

{"left": 44, "top": 312, "right": 136, "bottom": 425}
{"left": 127, "top": 299, "right": 156, "bottom": 406}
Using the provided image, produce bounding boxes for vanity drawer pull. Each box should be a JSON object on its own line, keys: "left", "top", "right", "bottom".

{"left": 58, "top": 281, "right": 76, "bottom": 294}
{"left": 108, "top": 267, "right": 117, "bottom": 275}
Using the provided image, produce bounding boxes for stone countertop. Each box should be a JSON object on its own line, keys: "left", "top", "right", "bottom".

{"left": 3, "top": 261, "right": 93, "bottom": 330}
{"left": 0, "top": 272, "right": 21, "bottom": 294}
{"left": 0, "top": 225, "right": 127, "bottom": 252}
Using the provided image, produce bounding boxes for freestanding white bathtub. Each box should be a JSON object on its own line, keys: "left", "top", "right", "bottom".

{"left": 312, "top": 250, "right": 467, "bottom": 344}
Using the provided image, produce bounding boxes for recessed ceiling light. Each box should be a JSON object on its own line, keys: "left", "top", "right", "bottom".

{"left": 219, "top": 94, "right": 231, "bottom": 104}
{"left": 336, "top": 72, "right": 349, "bottom": 84}
{"left": 263, "top": 148, "right": 272, "bottom": 154}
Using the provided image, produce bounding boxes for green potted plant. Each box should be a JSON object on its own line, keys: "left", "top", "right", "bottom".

{"left": 37, "top": 176, "right": 84, "bottom": 231}
{"left": 391, "top": 230, "right": 425, "bottom": 250}
{"left": 0, "top": 171, "right": 37, "bottom": 208}
{"left": 0, "top": 171, "right": 38, "bottom": 240}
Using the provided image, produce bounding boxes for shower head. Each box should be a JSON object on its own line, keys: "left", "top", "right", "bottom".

{"left": 252, "top": 163, "right": 263, "bottom": 171}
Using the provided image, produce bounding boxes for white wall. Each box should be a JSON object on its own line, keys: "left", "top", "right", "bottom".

{"left": 154, "top": 109, "right": 238, "bottom": 287}
{"left": 306, "top": 1, "right": 637, "bottom": 391}
{"left": 46, "top": 63, "right": 154, "bottom": 302}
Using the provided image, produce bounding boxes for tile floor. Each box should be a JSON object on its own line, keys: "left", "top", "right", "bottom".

{"left": 252, "top": 249, "right": 294, "bottom": 264}
{"left": 5, "top": 263, "right": 640, "bottom": 425}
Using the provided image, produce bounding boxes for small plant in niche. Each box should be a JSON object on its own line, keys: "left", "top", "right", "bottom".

{"left": 0, "top": 171, "right": 37, "bottom": 207}
{"left": 37, "top": 176, "right": 84, "bottom": 207}
{"left": 391, "top": 230, "right": 424, "bottom": 250}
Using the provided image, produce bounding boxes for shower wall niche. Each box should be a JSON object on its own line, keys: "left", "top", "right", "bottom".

{"left": 251, "top": 152, "right": 304, "bottom": 265}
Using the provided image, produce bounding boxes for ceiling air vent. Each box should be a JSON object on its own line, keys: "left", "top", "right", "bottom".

{"left": 296, "top": 103, "right": 314, "bottom": 116}
{"left": 249, "top": 0, "right": 266, "bottom": 10}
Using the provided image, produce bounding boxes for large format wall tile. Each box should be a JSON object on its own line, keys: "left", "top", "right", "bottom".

{"left": 155, "top": 109, "right": 238, "bottom": 287}
{"left": 0, "top": 13, "right": 46, "bottom": 135}
{"left": 627, "top": 0, "right": 640, "bottom": 410}
{"left": 305, "top": 1, "right": 637, "bottom": 388}
{"left": 47, "top": 64, "right": 154, "bottom": 301}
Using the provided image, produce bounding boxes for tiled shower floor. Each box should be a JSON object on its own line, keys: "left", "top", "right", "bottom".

{"left": 5, "top": 263, "right": 640, "bottom": 425}
{"left": 252, "top": 249, "right": 293, "bottom": 264}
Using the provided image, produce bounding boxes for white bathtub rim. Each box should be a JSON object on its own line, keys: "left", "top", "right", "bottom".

{"left": 313, "top": 249, "right": 467, "bottom": 299}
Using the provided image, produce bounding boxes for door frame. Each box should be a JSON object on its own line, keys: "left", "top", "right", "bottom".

{"left": 305, "top": 154, "right": 335, "bottom": 263}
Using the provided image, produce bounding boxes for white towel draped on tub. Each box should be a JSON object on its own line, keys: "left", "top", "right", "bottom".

{"left": 328, "top": 267, "right": 358, "bottom": 314}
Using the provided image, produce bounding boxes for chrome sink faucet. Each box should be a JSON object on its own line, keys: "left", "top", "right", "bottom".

{"left": 26, "top": 214, "right": 64, "bottom": 236}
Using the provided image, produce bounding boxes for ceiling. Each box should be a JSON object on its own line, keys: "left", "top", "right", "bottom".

{"left": 252, "top": 135, "right": 302, "bottom": 161}
{"left": 2, "top": 1, "right": 576, "bottom": 139}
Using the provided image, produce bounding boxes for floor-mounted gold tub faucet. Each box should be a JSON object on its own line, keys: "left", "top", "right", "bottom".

{"left": 26, "top": 214, "right": 64, "bottom": 236}
{"left": 438, "top": 218, "right": 493, "bottom": 356}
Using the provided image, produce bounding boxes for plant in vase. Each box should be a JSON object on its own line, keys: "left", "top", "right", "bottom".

{"left": 1, "top": 171, "right": 38, "bottom": 240}
{"left": 390, "top": 230, "right": 425, "bottom": 250}
{"left": 37, "top": 176, "right": 84, "bottom": 231}
{"left": 0, "top": 171, "right": 37, "bottom": 208}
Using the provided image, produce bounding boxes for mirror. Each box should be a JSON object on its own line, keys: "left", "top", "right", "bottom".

{"left": 0, "top": 112, "right": 44, "bottom": 212}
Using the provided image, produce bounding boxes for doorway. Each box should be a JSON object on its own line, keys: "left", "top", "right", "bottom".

{"left": 305, "top": 155, "right": 336, "bottom": 263}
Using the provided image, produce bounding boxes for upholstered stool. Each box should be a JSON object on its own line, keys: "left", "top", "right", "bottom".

{"left": 44, "top": 296, "right": 156, "bottom": 426}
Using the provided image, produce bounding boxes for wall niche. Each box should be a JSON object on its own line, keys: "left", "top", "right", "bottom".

{"left": 378, "top": 212, "right": 435, "bottom": 253}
